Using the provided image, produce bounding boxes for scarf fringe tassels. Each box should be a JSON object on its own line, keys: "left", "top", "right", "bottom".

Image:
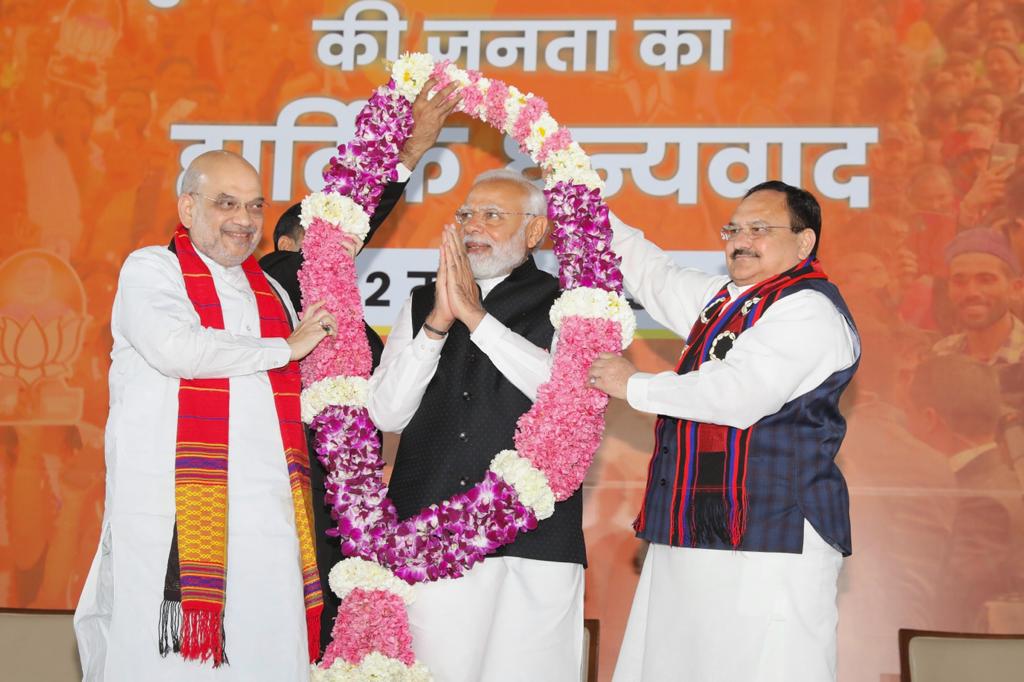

{"left": 158, "top": 600, "right": 229, "bottom": 667}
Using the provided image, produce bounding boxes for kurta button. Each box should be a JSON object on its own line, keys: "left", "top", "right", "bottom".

{"left": 659, "top": 478, "right": 667, "bottom": 486}
{"left": 462, "top": 391, "right": 471, "bottom": 400}
{"left": 458, "top": 432, "right": 467, "bottom": 441}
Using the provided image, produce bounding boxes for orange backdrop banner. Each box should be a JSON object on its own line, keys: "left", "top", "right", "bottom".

{"left": 2, "top": 2, "right": 1024, "bottom": 681}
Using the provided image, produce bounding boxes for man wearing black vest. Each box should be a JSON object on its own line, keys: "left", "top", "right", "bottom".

{"left": 590, "top": 182, "right": 860, "bottom": 682}
{"left": 368, "top": 169, "right": 585, "bottom": 682}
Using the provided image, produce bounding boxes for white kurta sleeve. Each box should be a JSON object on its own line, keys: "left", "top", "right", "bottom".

{"left": 368, "top": 297, "right": 446, "bottom": 433}
{"left": 469, "top": 313, "right": 553, "bottom": 402}
{"left": 114, "top": 249, "right": 291, "bottom": 380}
{"left": 625, "top": 290, "right": 859, "bottom": 429}
{"left": 610, "top": 212, "right": 726, "bottom": 337}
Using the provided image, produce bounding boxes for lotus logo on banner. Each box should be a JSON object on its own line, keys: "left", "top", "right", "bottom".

{"left": 0, "top": 250, "right": 87, "bottom": 424}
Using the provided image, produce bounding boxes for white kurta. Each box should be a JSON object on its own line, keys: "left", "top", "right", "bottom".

{"left": 74, "top": 246, "right": 311, "bottom": 682}
{"left": 368, "top": 272, "right": 584, "bottom": 682}
{"left": 608, "top": 214, "right": 859, "bottom": 682}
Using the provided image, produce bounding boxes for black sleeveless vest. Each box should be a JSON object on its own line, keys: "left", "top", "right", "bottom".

{"left": 389, "top": 256, "right": 587, "bottom": 566}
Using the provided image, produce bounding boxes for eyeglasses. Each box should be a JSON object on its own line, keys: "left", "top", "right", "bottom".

{"left": 454, "top": 207, "right": 538, "bottom": 226}
{"left": 190, "top": 192, "right": 268, "bottom": 217}
{"left": 720, "top": 224, "right": 794, "bottom": 241}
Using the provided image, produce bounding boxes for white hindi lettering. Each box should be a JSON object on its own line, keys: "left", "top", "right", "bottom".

{"left": 170, "top": 97, "right": 471, "bottom": 203}
{"left": 504, "top": 127, "right": 878, "bottom": 207}
{"left": 171, "top": 100, "right": 876, "bottom": 208}
{"left": 306, "top": 5, "right": 732, "bottom": 74}
{"left": 171, "top": 97, "right": 365, "bottom": 200}
{"left": 425, "top": 23, "right": 485, "bottom": 70}
{"left": 423, "top": 19, "right": 616, "bottom": 72}
{"left": 312, "top": 0, "right": 406, "bottom": 71}
{"left": 634, "top": 19, "right": 731, "bottom": 72}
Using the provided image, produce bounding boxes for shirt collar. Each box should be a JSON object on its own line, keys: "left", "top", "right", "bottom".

{"left": 949, "top": 441, "right": 997, "bottom": 473}
{"left": 194, "top": 246, "right": 247, "bottom": 288}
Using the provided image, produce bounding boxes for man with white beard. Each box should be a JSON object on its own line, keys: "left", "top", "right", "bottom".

{"left": 368, "top": 169, "right": 585, "bottom": 682}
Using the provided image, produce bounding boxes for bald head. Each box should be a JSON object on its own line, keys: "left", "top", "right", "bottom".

{"left": 177, "top": 150, "right": 265, "bottom": 267}
{"left": 180, "top": 150, "right": 259, "bottom": 197}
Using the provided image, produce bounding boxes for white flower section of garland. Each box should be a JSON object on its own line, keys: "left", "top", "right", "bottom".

{"left": 391, "top": 52, "right": 435, "bottom": 102}
{"left": 543, "top": 142, "right": 604, "bottom": 192}
{"left": 549, "top": 288, "right": 637, "bottom": 349}
{"left": 301, "top": 376, "right": 370, "bottom": 424}
{"left": 488, "top": 450, "right": 555, "bottom": 520}
{"left": 300, "top": 192, "right": 372, "bottom": 241}
{"left": 311, "top": 653, "right": 432, "bottom": 682}
{"left": 503, "top": 86, "right": 529, "bottom": 135}
{"left": 328, "top": 558, "right": 415, "bottom": 605}
{"left": 434, "top": 60, "right": 472, "bottom": 88}
{"left": 525, "top": 113, "right": 559, "bottom": 156}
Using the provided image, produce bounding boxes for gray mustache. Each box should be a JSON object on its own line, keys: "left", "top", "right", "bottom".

{"left": 731, "top": 249, "right": 759, "bottom": 259}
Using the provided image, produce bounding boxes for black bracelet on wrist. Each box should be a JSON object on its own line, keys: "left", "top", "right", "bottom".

{"left": 422, "top": 321, "right": 449, "bottom": 337}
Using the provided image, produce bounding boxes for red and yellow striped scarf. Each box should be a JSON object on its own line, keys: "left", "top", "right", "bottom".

{"left": 158, "top": 225, "right": 322, "bottom": 666}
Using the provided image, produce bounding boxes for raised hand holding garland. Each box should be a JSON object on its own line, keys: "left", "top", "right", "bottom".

{"left": 298, "top": 53, "right": 636, "bottom": 681}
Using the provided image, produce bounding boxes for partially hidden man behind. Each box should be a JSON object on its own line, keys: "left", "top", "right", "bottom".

{"left": 588, "top": 181, "right": 861, "bottom": 682}
{"left": 368, "top": 169, "right": 584, "bottom": 681}
{"left": 74, "top": 150, "right": 342, "bottom": 681}
{"left": 259, "top": 79, "right": 459, "bottom": 654}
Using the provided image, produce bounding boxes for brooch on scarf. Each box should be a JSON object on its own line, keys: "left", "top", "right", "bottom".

{"left": 709, "top": 331, "right": 737, "bottom": 360}
{"left": 700, "top": 296, "right": 727, "bottom": 323}
{"left": 740, "top": 296, "right": 762, "bottom": 317}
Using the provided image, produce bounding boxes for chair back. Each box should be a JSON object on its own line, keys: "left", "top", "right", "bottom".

{"left": 899, "top": 628, "right": 1024, "bottom": 681}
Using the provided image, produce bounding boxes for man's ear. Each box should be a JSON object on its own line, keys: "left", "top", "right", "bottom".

{"left": 798, "top": 228, "right": 817, "bottom": 260}
{"left": 277, "top": 234, "right": 298, "bottom": 252}
{"left": 178, "top": 193, "right": 195, "bottom": 228}
{"left": 525, "top": 216, "right": 549, "bottom": 250}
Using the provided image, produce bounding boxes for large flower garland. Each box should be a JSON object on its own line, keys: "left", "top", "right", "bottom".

{"left": 298, "top": 53, "right": 635, "bottom": 681}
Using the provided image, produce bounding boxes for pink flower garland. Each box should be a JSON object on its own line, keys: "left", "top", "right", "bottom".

{"left": 484, "top": 80, "right": 510, "bottom": 129}
{"left": 511, "top": 96, "right": 547, "bottom": 149}
{"left": 303, "top": 56, "right": 632, "bottom": 678}
{"left": 299, "top": 218, "right": 372, "bottom": 385}
{"left": 514, "top": 317, "right": 622, "bottom": 499}
{"left": 303, "top": 69, "right": 625, "bottom": 581}
{"left": 537, "top": 128, "right": 573, "bottom": 163}
{"left": 321, "top": 588, "right": 415, "bottom": 668}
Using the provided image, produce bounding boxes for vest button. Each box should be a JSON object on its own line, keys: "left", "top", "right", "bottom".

{"left": 467, "top": 353, "right": 477, "bottom": 362}
{"left": 660, "top": 446, "right": 669, "bottom": 454}
{"left": 659, "top": 478, "right": 667, "bottom": 487}
{"left": 462, "top": 391, "right": 471, "bottom": 401}
{"left": 458, "top": 431, "right": 467, "bottom": 441}
{"left": 459, "top": 478, "right": 467, "bottom": 486}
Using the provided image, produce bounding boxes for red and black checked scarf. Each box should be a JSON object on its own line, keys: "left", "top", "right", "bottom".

{"left": 638, "top": 257, "right": 828, "bottom": 548}
{"left": 158, "top": 225, "right": 323, "bottom": 666}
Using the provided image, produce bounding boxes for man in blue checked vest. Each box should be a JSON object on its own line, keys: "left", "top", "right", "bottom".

{"left": 589, "top": 180, "right": 860, "bottom": 682}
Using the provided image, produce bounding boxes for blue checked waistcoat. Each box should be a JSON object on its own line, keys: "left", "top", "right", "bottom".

{"left": 634, "top": 265, "right": 859, "bottom": 556}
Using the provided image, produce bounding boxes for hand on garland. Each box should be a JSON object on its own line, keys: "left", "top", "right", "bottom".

{"left": 443, "top": 225, "right": 485, "bottom": 332}
{"left": 340, "top": 234, "right": 361, "bottom": 259}
{"left": 398, "top": 78, "right": 462, "bottom": 171}
{"left": 288, "top": 300, "right": 337, "bottom": 361}
{"left": 587, "top": 352, "right": 636, "bottom": 400}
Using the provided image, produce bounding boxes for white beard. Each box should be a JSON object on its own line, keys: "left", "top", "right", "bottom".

{"left": 465, "top": 229, "right": 528, "bottom": 279}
